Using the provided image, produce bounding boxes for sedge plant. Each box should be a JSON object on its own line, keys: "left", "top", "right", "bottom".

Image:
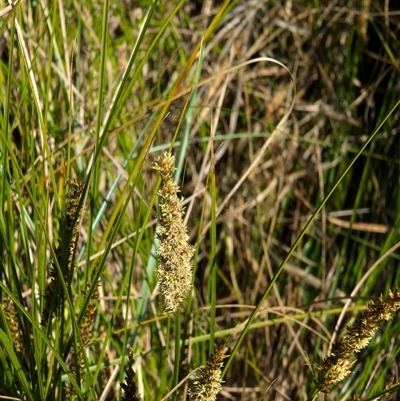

{"left": 1, "top": 0, "right": 400, "bottom": 400}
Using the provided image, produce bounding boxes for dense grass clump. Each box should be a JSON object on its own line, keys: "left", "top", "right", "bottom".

{"left": 0, "top": 0, "right": 399, "bottom": 400}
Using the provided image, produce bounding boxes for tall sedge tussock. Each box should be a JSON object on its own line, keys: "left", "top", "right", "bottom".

{"left": 120, "top": 348, "right": 142, "bottom": 401}
{"left": 316, "top": 288, "right": 400, "bottom": 393}
{"left": 2, "top": 293, "right": 22, "bottom": 353}
{"left": 188, "top": 346, "right": 229, "bottom": 401}
{"left": 153, "top": 152, "right": 194, "bottom": 314}
{"left": 41, "top": 179, "right": 85, "bottom": 326}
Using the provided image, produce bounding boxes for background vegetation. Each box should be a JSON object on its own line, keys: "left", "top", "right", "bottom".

{"left": 0, "top": 0, "right": 399, "bottom": 400}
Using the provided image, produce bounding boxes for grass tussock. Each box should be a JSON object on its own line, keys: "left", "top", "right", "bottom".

{"left": 0, "top": 0, "right": 399, "bottom": 400}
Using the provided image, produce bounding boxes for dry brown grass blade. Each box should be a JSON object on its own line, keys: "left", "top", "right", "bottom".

{"left": 327, "top": 216, "right": 389, "bottom": 233}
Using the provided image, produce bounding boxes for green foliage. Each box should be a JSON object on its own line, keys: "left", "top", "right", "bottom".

{"left": 0, "top": 0, "right": 399, "bottom": 400}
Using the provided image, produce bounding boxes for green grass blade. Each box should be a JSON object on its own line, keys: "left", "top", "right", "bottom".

{"left": 0, "top": 329, "right": 34, "bottom": 401}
